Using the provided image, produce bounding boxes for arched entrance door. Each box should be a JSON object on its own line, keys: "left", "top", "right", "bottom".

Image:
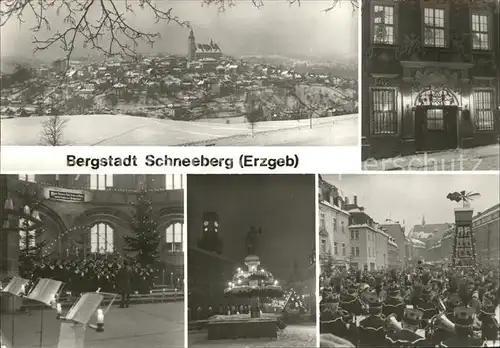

{"left": 414, "top": 87, "right": 460, "bottom": 152}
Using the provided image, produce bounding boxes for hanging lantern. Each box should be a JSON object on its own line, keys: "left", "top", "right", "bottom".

{"left": 4, "top": 198, "right": 13, "bottom": 210}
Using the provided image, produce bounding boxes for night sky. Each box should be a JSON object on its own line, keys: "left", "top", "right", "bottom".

{"left": 187, "top": 175, "right": 315, "bottom": 281}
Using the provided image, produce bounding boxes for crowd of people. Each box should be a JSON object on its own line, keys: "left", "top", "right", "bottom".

{"left": 21, "top": 256, "right": 179, "bottom": 295}
{"left": 320, "top": 261, "right": 499, "bottom": 347}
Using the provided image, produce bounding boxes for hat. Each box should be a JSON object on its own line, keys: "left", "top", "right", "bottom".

{"left": 481, "top": 297, "right": 496, "bottom": 315}
{"left": 446, "top": 293, "right": 462, "bottom": 308}
{"left": 422, "top": 286, "right": 432, "bottom": 297}
{"left": 346, "top": 281, "right": 357, "bottom": 293}
{"left": 387, "top": 283, "right": 400, "bottom": 297}
{"left": 403, "top": 308, "right": 423, "bottom": 326}
{"left": 453, "top": 306, "right": 475, "bottom": 327}
{"left": 331, "top": 274, "right": 343, "bottom": 286}
{"left": 327, "top": 293, "right": 340, "bottom": 304}
{"left": 365, "top": 292, "right": 382, "bottom": 309}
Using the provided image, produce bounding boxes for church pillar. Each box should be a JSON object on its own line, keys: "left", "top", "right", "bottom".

{"left": 400, "top": 83, "right": 416, "bottom": 156}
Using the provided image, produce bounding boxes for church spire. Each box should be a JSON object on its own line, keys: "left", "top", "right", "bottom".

{"left": 421, "top": 215, "right": 426, "bottom": 226}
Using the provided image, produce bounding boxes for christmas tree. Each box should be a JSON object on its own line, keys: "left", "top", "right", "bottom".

{"left": 124, "top": 190, "right": 161, "bottom": 267}
{"left": 283, "top": 289, "right": 305, "bottom": 313}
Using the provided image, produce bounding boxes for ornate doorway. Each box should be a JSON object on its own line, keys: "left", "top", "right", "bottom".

{"left": 414, "top": 87, "right": 459, "bottom": 152}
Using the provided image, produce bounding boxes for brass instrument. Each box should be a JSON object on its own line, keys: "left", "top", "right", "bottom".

{"left": 431, "top": 312, "right": 456, "bottom": 334}
{"left": 436, "top": 298, "right": 447, "bottom": 313}
{"left": 386, "top": 313, "right": 403, "bottom": 332}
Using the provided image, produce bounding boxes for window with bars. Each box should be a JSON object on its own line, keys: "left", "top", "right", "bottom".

{"left": 371, "top": 88, "right": 398, "bottom": 135}
{"left": 471, "top": 13, "right": 489, "bottom": 50}
{"left": 424, "top": 8, "right": 446, "bottom": 47}
{"left": 90, "top": 223, "right": 114, "bottom": 254}
{"left": 426, "top": 109, "right": 445, "bottom": 131}
{"left": 473, "top": 90, "right": 495, "bottom": 131}
{"left": 373, "top": 5, "right": 396, "bottom": 44}
{"left": 90, "top": 175, "right": 113, "bottom": 190}
{"left": 166, "top": 222, "right": 184, "bottom": 252}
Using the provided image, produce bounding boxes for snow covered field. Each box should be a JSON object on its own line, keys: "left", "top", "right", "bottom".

{"left": 1, "top": 114, "right": 358, "bottom": 146}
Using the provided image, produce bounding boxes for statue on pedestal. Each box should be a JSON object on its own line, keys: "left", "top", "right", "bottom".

{"left": 245, "top": 226, "right": 263, "bottom": 256}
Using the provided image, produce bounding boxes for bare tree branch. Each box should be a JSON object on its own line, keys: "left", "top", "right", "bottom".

{"left": 40, "top": 114, "right": 69, "bottom": 145}
{"left": 0, "top": 0, "right": 356, "bottom": 66}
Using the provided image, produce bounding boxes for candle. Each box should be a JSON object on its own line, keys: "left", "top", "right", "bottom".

{"left": 96, "top": 309, "right": 104, "bottom": 324}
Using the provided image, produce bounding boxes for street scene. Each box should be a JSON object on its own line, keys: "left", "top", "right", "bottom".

{"left": 187, "top": 175, "right": 316, "bottom": 347}
{"left": 319, "top": 174, "right": 500, "bottom": 347}
{"left": 0, "top": 174, "right": 185, "bottom": 348}
{"left": 1, "top": 1, "right": 358, "bottom": 146}
{"left": 361, "top": 0, "right": 499, "bottom": 170}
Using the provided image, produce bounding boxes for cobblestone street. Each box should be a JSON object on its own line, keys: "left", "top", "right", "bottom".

{"left": 188, "top": 324, "right": 316, "bottom": 347}
{"left": 363, "top": 144, "right": 500, "bottom": 171}
{"left": 0, "top": 302, "right": 184, "bottom": 348}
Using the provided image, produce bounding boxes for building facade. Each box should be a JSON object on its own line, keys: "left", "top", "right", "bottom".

{"left": 362, "top": 0, "right": 500, "bottom": 159}
{"left": 2, "top": 174, "right": 185, "bottom": 280}
{"left": 319, "top": 178, "right": 351, "bottom": 269}
{"left": 379, "top": 221, "right": 406, "bottom": 267}
{"left": 472, "top": 203, "right": 500, "bottom": 264}
{"left": 347, "top": 197, "right": 389, "bottom": 271}
{"left": 387, "top": 236, "right": 399, "bottom": 269}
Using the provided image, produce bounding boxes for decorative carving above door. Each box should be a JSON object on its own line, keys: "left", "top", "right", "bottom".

{"left": 415, "top": 87, "right": 459, "bottom": 107}
{"left": 414, "top": 67, "right": 459, "bottom": 88}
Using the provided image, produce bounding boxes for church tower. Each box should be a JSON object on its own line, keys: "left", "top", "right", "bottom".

{"left": 188, "top": 29, "right": 196, "bottom": 61}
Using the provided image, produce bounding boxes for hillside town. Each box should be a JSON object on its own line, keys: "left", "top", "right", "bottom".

{"left": 0, "top": 30, "right": 357, "bottom": 124}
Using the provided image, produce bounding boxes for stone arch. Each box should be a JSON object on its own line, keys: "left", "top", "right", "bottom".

{"left": 414, "top": 87, "right": 460, "bottom": 107}
{"left": 35, "top": 203, "right": 67, "bottom": 255}
{"left": 157, "top": 206, "right": 184, "bottom": 253}
{"left": 70, "top": 207, "right": 133, "bottom": 254}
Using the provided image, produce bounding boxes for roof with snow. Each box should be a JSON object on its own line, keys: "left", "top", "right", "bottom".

{"left": 409, "top": 223, "right": 452, "bottom": 240}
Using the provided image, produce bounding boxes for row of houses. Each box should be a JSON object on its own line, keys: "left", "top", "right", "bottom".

{"left": 318, "top": 176, "right": 411, "bottom": 272}
{"left": 317, "top": 176, "right": 476, "bottom": 272}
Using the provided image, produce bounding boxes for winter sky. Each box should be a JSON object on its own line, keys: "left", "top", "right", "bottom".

{"left": 322, "top": 174, "right": 500, "bottom": 231}
{"left": 1, "top": 0, "right": 358, "bottom": 62}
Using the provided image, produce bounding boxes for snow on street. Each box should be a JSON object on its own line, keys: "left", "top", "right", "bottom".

{"left": 188, "top": 324, "right": 316, "bottom": 347}
{"left": 363, "top": 144, "right": 499, "bottom": 171}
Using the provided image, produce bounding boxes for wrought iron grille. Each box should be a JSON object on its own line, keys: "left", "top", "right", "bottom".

{"left": 371, "top": 88, "right": 397, "bottom": 135}
{"left": 473, "top": 90, "right": 495, "bottom": 131}
{"left": 416, "top": 87, "right": 457, "bottom": 106}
